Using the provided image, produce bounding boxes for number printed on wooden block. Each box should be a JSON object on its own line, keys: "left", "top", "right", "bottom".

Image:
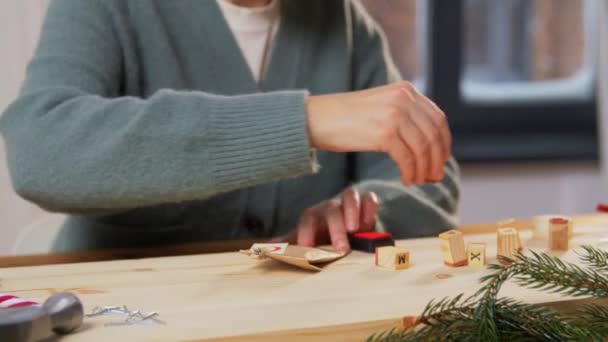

{"left": 438, "top": 230, "right": 467, "bottom": 267}
{"left": 375, "top": 246, "right": 410, "bottom": 270}
{"left": 497, "top": 227, "right": 521, "bottom": 264}
{"left": 549, "top": 218, "right": 569, "bottom": 251}
{"left": 467, "top": 242, "right": 486, "bottom": 267}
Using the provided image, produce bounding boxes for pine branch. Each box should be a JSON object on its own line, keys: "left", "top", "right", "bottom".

{"left": 481, "top": 250, "right": 608, "bottom": 298}
{"left": 416, "top": 294, "right": 475, "bottom": 326}
{"left": 471, "top": 249, "right": 608, "bottom": 340}
{"left": 370, "top": 299, "right": 603, "bottom": 342}
{"left": 574, "top": 304, "right": 608, "bottom": 335}
{"left": 493, "top": 298, "right": 601, "bottom": 341}
{"left": 473, "top": 256, "right": 523, "bottom": 341}
{"left": 403, "top": 294, "right": 478, "bottom": 341}
{"left": 579, "top": 245, "right": 608, "bottom": 273}
{"left": 512, "top": 250, "right": 608, "bottom": 298}
{"left": 369, "top": 246, "right": 608, "bottom": 341}
{"left": 368, "top": 294, "right": 478, "bottom": 342}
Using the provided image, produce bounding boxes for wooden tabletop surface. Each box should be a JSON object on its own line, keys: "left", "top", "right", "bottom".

{"left": 1, "top": 214, "right": 607, "bottom": 341}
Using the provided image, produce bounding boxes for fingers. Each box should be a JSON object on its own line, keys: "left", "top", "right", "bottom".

{"left": 407, "top": 105, "right": 444, "bottom": 181}
{"left": 423, "top": 97, "right": 452, "bottom": 162}
{"left": 404, "top": 83, "right": 451, "bottom": 165}
{"left": 416, "top": 98, "right": 450, "bottom": 167}
{"left": 341, "top": 187, "right": 361, "bottom": 233}
{"left": 360, "top": 192, "right": 379, "bottom": 231}
{"left": 326, "top": 200, "right": 350, "bottom": 252}
{"left": 396, "top": 85, "right": 449, "bottom": 183}
{"left": 387, "top": 141, "right": 415, "bottom": 186}
{"left": 296, "top": 207, "right": 320, "bottom": 247}
{"left": 396, "top": 108, "right": 429, "bottom": 186}
{"left": 288, "top": 190, "right": 380, "bottom": 252}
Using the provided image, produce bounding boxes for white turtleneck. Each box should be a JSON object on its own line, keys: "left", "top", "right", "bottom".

{"left": 216, "top": 0, "right": 281, "bottom": 83}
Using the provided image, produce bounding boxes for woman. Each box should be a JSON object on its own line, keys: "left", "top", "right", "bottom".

{"left": 0, "top": 0, "right": 459, "bottom": 252}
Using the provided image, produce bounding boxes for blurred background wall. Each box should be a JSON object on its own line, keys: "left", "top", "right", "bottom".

{"left": 0, "top": 1, "right": 50, "bottom": 255}
{"left": 0, "top": 0, "right": 604, "bottom": 255}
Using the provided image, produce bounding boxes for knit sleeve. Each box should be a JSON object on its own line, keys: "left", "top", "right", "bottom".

{"left": 348, "top": 0, "right": 460, "bottom": 238}
{"left": 0, "top": 0, "right": 316, "bottom": 214}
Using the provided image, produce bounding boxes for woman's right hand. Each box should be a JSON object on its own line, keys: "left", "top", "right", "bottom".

{"left": 306, "top": 81, "right": 451, "bottom": 186}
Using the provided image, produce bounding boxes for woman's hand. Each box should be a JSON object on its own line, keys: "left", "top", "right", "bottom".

{"left": 307, "top": 81, "right": 451, "bottom": 186}
{"left": 271, "top": 187, "right": 379, "bottom": 252}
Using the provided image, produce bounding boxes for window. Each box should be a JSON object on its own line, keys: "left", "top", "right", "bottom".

{"left": 465, "top": 0, "right": 586, "bottom": 83}
{"left": 363, "top": 0, "right": 598, "bottom": 162}
{"left": 462, "top": 0, "right": 594, "bottom": 104}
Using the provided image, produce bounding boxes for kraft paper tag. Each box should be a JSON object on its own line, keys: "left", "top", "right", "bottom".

{"left": 240, "top": 244, "right": 347, "bottom": 272}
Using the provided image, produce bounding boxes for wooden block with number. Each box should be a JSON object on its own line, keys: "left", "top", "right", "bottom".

{"left": 467, "top": 242, "right": 486, "bottom": 267}
{"left": 375, "top": 246, "right": 410, "bottom": 270}
{"left": 497, "top": 227, "right": 522, "bottom": 264}
{"left": 438, "top": 230, "right": 467, "bottom": 267}
{"left": 549, "top": 217, "right": 569, "bottom": 251}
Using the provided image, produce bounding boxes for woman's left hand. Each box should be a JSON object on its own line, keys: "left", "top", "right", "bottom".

{"left": 271, "top": 188, "right": 379, "bottom": 252}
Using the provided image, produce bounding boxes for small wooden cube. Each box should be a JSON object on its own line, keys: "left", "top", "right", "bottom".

{"left": 533, "top": 215, "right": 573, "bottom": 240}
{"left": 375, "top": 246, "right": 410, "bottom": 270}
{"left": 549, "top": 218, "right": 569, "bottom": 251}
{"left": 438, "top": 230, "right": 467, "bottom": 267}
{"left": 467, "top": 242, "right": 486, "bottom": 267}
{"left": 497, "top": 227, "right": 521, "bottom": 264}
{"left": 498, "top": 219, "right": 523, "bottom": 251}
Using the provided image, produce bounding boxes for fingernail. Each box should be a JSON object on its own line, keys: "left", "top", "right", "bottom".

{"left": 352, "top": 188, "right": 361, "bottom": 203}
{"left": 336, "top": 240, "right": 349, "bottom": 251}
{"left": 368, "top": 192, "right": 379, "bottom": 205}
{"left": 347, "top": 223, "right": 357, "bottom": 233}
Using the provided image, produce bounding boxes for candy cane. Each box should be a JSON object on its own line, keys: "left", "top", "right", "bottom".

{"left": 0, "top": 293, "right": 40, "bottom": 309}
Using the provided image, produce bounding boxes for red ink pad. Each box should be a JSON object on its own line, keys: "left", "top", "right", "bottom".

{"left": 348, "top": 232, "right": 395, "bottom": 253}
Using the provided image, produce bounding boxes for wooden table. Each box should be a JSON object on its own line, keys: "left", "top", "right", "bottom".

{"left": 2, "top": 215, "right": 608, "bottom": 341}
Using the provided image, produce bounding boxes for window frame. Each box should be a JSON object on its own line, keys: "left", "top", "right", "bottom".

{"left": 423, "top": 0, "right": 598, "bottom": 162}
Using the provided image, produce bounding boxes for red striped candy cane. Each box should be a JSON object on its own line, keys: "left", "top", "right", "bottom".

{"left": 0, "top": 293, "right": 40, "bottom": 309}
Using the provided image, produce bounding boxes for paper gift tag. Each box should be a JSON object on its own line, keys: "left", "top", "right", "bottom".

{"left": 240, "top": 244, "right": 347, "bottom": 271}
